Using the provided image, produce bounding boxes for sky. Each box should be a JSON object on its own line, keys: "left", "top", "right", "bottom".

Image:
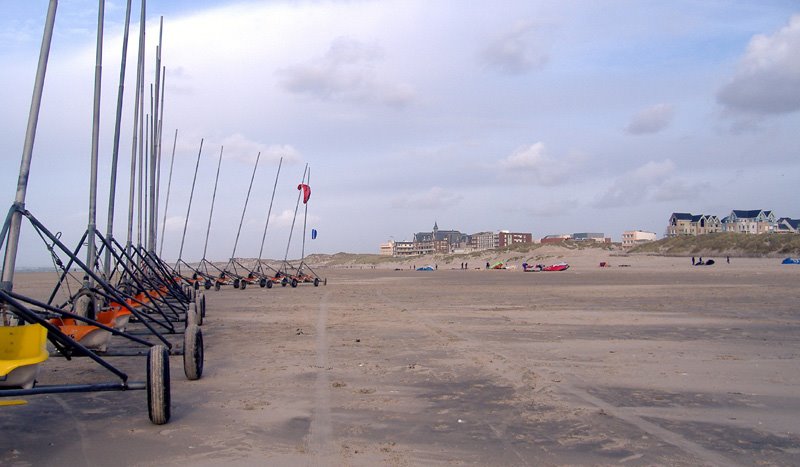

{"left": 1, "top": 0, "right": 799, "bottom": 268}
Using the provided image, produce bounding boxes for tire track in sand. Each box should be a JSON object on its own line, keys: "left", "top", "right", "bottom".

{"left": 307, "top": 290, "right": 334, "bottom": 464}
{"left": 376, "top": 290, "right": 741, "bottom": 467}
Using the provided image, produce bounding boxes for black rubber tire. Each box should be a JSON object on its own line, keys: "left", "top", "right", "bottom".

{"left": 74, "top": 289, "right": 95, "bottom": 320}
{"left": 147, "top": 345, "right": 171, "bottom": 425}
{"left": 183, "top": 324, "right": 204, "bottom": 381}
{"left": 186, "top": 303, "right": 198, "bottom": 327}
{"left": 214, "top": 282, "right": 221, "bottom": 291}
{"left": 259, "top": 278, "right": 267, "bottom": 288}
{"left": 233, "top": 278, "right": 240, "bottom": 289}
{"left": 314, "top": 278, "right": 320, "bottom": 287}
{"left": 199, "top": 293, "right": 206, "bottom": 318}
{"left": 204, "top": 280, "right": 212, "bottom": 290}
{"left": 291, "top": 278, "right": 298, "bottom": 288}
{"left": 241, "top": 281, "right": 247, "bottom": 290}
{"left": 194, "top": 299, "right": 204, "bottom": 326}
{"left": 193, "top": 281, "right": 199, "bottom": 290}
{"left": 266, "top": 280, "right": 273, "bottom": 289}
{"left": 281, "top": 278, "right": 288, "bottom": 287}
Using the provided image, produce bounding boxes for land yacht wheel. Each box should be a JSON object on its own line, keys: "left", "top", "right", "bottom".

{"left": 183, "top": 325, "right": 204, "bottom": 381}
{"left": 147, "top": 345, "right": 171, "bottom": 425}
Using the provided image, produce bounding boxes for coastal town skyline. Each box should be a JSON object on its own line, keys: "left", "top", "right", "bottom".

{"left": 381, "top": 208, "right": 799, "bottom": 255}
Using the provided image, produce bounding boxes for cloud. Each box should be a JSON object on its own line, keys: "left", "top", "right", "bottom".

{"left": 268, "top": 208, "right": 320, "bottom": 233}
{"left": 626, "top": 103, "right": 674, "bottom": 135}
{"left": 651, "top": 178, "right": 710, "bottom": 202}
{"left": 278, "top": 36, "right": 415, "bottom": 108}
{"left": 521, "top": 198, "right": 577, "bottom": 217}
{"left": 163, "top": 215, "right": 186, "bottom": 232}
{"left": 217, "top": 133, "right": 301, "bottom": 164}
{"left": 593, "top": 159, "right": 678, "bottom": 208}
{"left": 482, "top": 21, "right": 548, "bottom": 74}
{"left": 717, "top": 15, "right": 800, "bottom": 116}
{"left": 498, "top": 142, "right": 579, "bottom": 186}
{"left": 391, "top": 186, "right": 464, "bottom": 210}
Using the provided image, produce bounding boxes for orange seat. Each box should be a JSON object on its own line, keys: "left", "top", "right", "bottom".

{"left": 50, "top": 313, "right": 115, "bottom": 351}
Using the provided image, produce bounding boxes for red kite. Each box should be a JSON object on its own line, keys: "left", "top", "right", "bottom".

{"left": 298, "top": 183, "right": 311, "bottom": 204}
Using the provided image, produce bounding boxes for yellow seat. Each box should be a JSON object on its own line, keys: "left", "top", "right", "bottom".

{"left": 0, "top": 324, "right": 49, "bottom": 389}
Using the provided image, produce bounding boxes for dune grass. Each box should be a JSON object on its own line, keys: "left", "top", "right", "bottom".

{"left": 630, "top": 232, "right": 800, "bottom": 257}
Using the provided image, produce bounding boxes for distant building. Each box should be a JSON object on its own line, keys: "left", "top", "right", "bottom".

{"left": 469, "top": 231, "right": 497, "bottom": 251}
{"left": 572, "top": 232, "right": 610, "bottom": 243}
{"left": 776, "top": 217, "right": 800, "bottom": 234}
{"left": 379, "top": 240, "right": 417, "bottom": 256}
{"left": 721, "top": 210, "right": 777, "bottom": 234}
{"left": 622, "top": 230, "right": 657, "bottom": 248}
{"left": 383, "top": 222, "right": 535, "bottom": 256}
{"left": 414, "top": 222, "right": 468, "bottom": 253}
{"left": 394, "top": 241, "right": 416, "bottom": 255}
{"left": 379, "top": 241, "right": 394, "bottom": 256}
{"left": 497, "top": 231, "right": 533, "bottom": 247}
{"left": 667, "top": 213, "right": 721, "bottom": 236}
{"left": 541, "top": 234, "right": 571, "bottom": 244}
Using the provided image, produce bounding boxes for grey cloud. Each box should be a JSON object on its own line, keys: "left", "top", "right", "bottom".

{"left": 522, "top": 198, "right": 577, "bottom": 217}
{"left": 593, "top": 160, "right": 677, "bottom": 208}
{"left": 215, "top": 133, "right": 301, "bottom": 164}
{"left": 717, "top": 15, "right": 800, "bottom": 116}
{"left": 482, "top": 21, "right": 548, "bottom": 74}
{"left": 652, "top": 178, "right": 711, "bottom": 202}
{"left": 498, "top": 142, "right": 584, "bottom": 186}
{"left": 391, "top": 187, "right": 464, "bottom": 210}
{"left": 278, "top": 36, "right": 415, "bottom": 107}
{"left": 626, "top": 103, "right": 674, "bottom": 135}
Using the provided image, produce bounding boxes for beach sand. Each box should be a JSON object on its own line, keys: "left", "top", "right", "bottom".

{"left": 2, "top": 252, "right": 799, "bottom": 465}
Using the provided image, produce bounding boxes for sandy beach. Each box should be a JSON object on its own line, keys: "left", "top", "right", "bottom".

{"left": 2, "top": 251, "right": 799, "bottom": 466}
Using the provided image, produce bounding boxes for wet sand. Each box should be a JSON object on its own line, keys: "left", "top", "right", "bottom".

{"left": 2, "top": 256, "right": 800, "bottom": 466}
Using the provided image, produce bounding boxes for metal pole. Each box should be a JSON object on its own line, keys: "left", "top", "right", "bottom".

{"left": 1, "top": 0, "right": 58, "bottom": 293}
{"left": 147, "top": 85, "right": 155, "bottom": 252}
{"left": 283, "top": 164, "right": 308, "bottom": 263}
{"left": 202, "top": 147, "right": 224, "bottom": 260}
{"left": 125, "top": 0, "right": 145, "bottom": 260}
{"left": 86, "top": 0, "right": 106, "bottom": 285}
{"left": 159, "top": 128, "right": 178, "bottom": 258}
{"left": 154, "top": 65, "right": 165, "bottom": 254}
{"left": 301, "top": 168, "right": 310, "bottom": 262}
{"left": 137, "top": 109, "right": 144, "bottom": 248}
{"left": 230, "top": 152, "right": 260, "bottom": 260}
{"left": 142, "top": 112, "right": 149, "bottom": 249}
{"left": 176, "top": 139, "right": 203, "bottom": 263}
{"left": 149, "top": 18, "right": 162, "bottom": 253}
{"left": 103, "top": 0, "right": 133, "bottom": 279}
{"left": 257, "top": 157, "right": 282, "bottom": 260}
